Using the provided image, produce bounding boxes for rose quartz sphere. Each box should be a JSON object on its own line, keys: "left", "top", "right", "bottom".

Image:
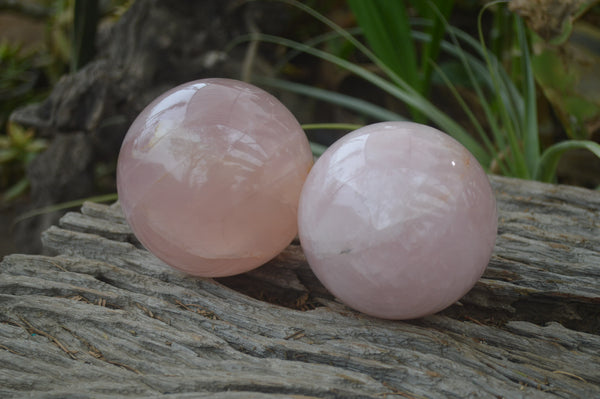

{"left": 117, "top": 78, "right": 313, "bottom": 277}
{"left": 298, "top": 122, "right": 497, "bottom": 319}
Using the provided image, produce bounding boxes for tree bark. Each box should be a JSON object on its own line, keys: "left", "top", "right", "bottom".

{"left": 1, "top": 175, "right": 599, "bottom": 398}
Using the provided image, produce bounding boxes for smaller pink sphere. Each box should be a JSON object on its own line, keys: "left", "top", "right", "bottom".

{"left": 298, "top": 122, "right": 497, "bottom": 319}
{"left": 117, "top": 78, "right": 313, "bottom": 277}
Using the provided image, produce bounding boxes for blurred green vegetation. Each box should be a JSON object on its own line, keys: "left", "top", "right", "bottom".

{"left": 347, "top": 0, "right": 454, "bottom": 123}
{"left": 235, "top": 0, "right": 600, "bottom": 186}
{"left": 1, "top": 0, "right": 600, "bottom": 194}
{"left": 0, "top": 40, "right": 46, "bottom": 133}
{"left": 0, "top": 122, "right": 46, "bottom": 202}
{"left": 531, "top": 21, "right": 600, "bottom": 141}
{"left": 0, "top": 0, "right": 131, "bottom": 202}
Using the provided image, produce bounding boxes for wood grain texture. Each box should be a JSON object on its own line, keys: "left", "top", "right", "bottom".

{"left": 1, "top": 175, "right": 599, "bottom": 398}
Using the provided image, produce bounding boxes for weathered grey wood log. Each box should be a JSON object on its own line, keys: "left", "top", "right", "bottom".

{"left": 1, "top": 175, "right": 599, "bottom": 398}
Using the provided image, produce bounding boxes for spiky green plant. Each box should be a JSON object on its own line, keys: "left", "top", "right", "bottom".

{"left": 231, "top": 0, "right": 600, "bottom": 182}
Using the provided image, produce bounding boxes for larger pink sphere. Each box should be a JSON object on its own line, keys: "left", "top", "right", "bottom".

{"left": 117, "top": 78, "right": 313, "bottom": 277}
{"left": 298, "top": 122, "right": 497, "bottom": 319}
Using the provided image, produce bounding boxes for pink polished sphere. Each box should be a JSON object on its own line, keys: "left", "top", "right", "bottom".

{"left": 298, "top": 122, "right": 497, "bottom": 319}
{"left": 117, "top": 78, "right": 313, "bottom": 277}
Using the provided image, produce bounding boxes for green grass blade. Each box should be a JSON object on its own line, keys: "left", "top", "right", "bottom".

{"left": 244, "top": 33, "right": 489, "bottom": 164}
{"left": 536, "top": 140, "right": 600, "bottom": 182}
{"left": 254, "top": 76, "right": 406, "bottom": 122}
{"left": 348, "top": 0, "right": 418, "bottom": 84}
{"left": 433, "top": 62, "right": 513, "bottom": 176}
{"left": 273, "top": 27, "right": 361, "bottom": 72}
{"left": 411, "top": 0, "right": 454, "bottom": 96}
{"left": 2, "top": 177, "right": 29, "bottom": 202}
{"left": 12, "top": 193, "right": 119, "bottom": 226}
{"left": 517, "top": 15, "right": 540, "bottom": 173}
{"left": 429, "top": 20, "right": 525, "bottom": 140}
{"left": 416, "top": 18, "right": 517, "bottom": 174}
{"left": 272, "top": 0, "right": 380, "bottom": 67}
{"left": 302, "top": 123, "right": 363, "bottom": 131}
{"left": 439, "top": 24, "right": 526, "bottom": 165}
{"left": 477, "top": 2, "right": 530, "bottom": 178}
{"left": 347, "top": 0, "right": 422, "bottom": 121}
{"left": 424, "top": 19, "right": 510, "bottom": 169}
{"left": 431, "top": 63, "right": 494, "bottom": 156}
{"left": 496, "top": 58, "right": 524, "bottom": 132}
{"left": 71, "top": 0, "right": 99, "bottom": 72}
{"left": 309, "top": 141, "right": 328, "bottom": 157}
{"left": 269, "top": 0, "right": 425, "bottom": 118}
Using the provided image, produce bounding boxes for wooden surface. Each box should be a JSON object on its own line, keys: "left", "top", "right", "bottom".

{"left": 1, "top": 175, "right": 599, "bottom": 398}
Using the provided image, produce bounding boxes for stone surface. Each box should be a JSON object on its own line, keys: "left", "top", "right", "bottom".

{"left": 117, "top": 78, "right": 313, "bottom": 277}
{"left": 298, "top": 122, "right": 498, "bottom": 319}
{"left": 3, "top": 175, "right": 600, "bottom": 398}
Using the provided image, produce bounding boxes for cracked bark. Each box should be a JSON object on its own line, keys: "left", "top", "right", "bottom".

{"left": 1, "top": 175, "right": 599, "bottom": 398}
